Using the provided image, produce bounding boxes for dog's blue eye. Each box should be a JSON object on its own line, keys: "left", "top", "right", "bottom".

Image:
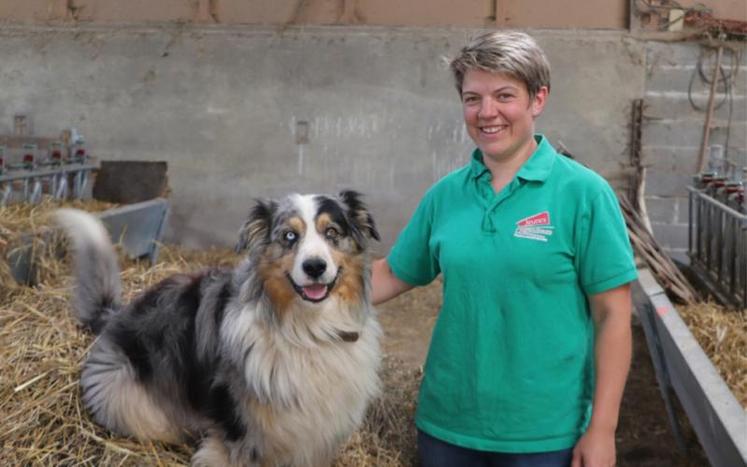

{"left": 325, "top": 227, "right": 339, "bottom": 240}
{"left": 284, "top": 231, "right": 297, "bottom": 242}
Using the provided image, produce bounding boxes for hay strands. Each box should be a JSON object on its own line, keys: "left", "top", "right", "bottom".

{"left": 14, "top": 371, "right": 50, "bottom": 393}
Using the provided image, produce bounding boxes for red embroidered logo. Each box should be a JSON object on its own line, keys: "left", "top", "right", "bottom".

{"left": 517, "top": 211, "right": 550, "bottom": 227}
{"left": 514, "top": 211, "right": 554, "bottom": 242}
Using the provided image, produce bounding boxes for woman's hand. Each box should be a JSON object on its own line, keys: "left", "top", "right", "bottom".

{"left": 571, "top": 424, "right": 616, "bottom": 467}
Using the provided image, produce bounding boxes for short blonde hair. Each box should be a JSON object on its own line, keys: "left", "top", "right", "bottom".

{"left": 450, "top": 31, "right": 551, "bottom": 99}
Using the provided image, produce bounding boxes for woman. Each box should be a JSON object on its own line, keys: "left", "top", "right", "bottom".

{"left": 372, "top": 31, "right": 637, "bottom": 467}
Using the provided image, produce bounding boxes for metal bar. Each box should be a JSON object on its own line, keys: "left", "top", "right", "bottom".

{"left": 696, "top": 191, "right": 705, "bottom": 264}
{"left": 688, "top": 187, "right": 747, "bottom": 219}
{"left": 0, "top": 163, "right": 97, "bottom": 183}
{"left": 729, "top": 216, "right": 737, "bottom": 295}
{"left": 29, "top": 179, "right": 42, "bottom": 204}
{"left": 1, "top": 183, "right": 10, "bottom": 205}
{"left": 706, "top": 199, "right": 713, "bottom": 270}
{"left": 692, "top": 190, "right": 699, "bottom": 262}
{"left": 716, "top": 208, "right": 723, "bottom": 284}
{"left": 742, "top": 225, "right": 747, "bottom": 308}
{"left": 701, "top": 198, "right": 707, "bottom": 266}
{"left": 688, "top": 190, "right": 694, "bottom": 257}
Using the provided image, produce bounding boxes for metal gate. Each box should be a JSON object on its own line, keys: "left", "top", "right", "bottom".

{"left": 688, "top": 186, "right": 747, "bottom": 309}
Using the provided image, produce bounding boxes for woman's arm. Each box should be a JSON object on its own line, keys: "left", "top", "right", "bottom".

{"left": 572, "top": 283, "right": 633, "bottom": 467}
{"left": 371, "top": 258, "right": 414, "bottom": 305}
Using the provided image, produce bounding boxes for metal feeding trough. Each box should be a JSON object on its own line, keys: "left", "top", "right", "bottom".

{"left": 6, "top": 198, "right": 169, "bottom": 286}
{"left": 635, "top": 269, "right": 747, "bottom": 467}
{"left": 2, "top": 116, "right": 170, "bottom": 285}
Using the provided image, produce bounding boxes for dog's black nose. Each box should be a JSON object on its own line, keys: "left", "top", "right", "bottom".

{"left": 302, "top": 258, "right": 327, "bottom": 279}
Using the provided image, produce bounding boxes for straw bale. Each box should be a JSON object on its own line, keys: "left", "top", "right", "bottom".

{"left": 0, "top": 204, "right": 419, "bottom": 466}
{"left": 678, "top": 303, "right": 747, "bottom": 408}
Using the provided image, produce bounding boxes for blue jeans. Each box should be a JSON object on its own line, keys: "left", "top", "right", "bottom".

{"left": 417, "top": 430, "right": 573, "bottom": 467}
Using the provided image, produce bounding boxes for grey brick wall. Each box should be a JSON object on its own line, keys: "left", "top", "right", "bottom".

{"left": 642, "top": 41, "right": 747, "bottom": 264}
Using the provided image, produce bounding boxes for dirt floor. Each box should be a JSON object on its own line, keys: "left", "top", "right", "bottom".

{"left": 376, "top": 279, "right": 710, "bottom": 467}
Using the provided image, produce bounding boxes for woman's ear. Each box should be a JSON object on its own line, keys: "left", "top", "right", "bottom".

{"left": 531, "top": 86, "right": 549, "bottom": 118}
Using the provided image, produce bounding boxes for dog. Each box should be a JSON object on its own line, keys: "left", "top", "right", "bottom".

{"left": 55, "top": 190, "right": 382, "bottom": 467}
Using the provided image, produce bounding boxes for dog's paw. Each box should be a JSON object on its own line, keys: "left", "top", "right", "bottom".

{"left": 191, "top": 436, "right": 231, "bottom": 467}
{"left": 192, "top": 436, "right": 266, "bottom": 467}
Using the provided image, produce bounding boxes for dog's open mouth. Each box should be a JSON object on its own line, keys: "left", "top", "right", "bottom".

{"left": 287, "top": 269, "right": 341, "bottom": 303}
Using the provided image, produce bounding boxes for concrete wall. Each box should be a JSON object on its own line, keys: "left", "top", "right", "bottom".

{"left": 4, "top": 0, "right": 744, "bottom": 29}
{"left": 0, "top": 25, "right": 645, "bottom": 253}
{"left": 3, "top": 0, "right": 745, "bottom": 30}
{"left": 642, "top": 40, "right": 747, "bottom": 263}
{"left": 0, "top": 0, "right": 629, "bottom": 28}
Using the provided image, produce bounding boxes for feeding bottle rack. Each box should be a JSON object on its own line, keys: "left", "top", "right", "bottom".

{"left": 0, "top": 142, "right": 97, "bottom": 206}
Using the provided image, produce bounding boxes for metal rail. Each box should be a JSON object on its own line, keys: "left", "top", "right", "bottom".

{"left": 0, "top": 163, "right": 97, "bottom": 205}
{"left": 688, "top": 187, "right": 747, "bottom": 309}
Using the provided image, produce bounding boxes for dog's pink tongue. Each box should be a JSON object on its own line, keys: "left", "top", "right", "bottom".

{"left": 303, "top": 284, "right": 328, "bottom": 300}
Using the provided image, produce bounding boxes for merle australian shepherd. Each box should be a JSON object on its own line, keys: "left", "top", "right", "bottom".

{"left": 55, "top": 191, "right": 382, "bottom": 467}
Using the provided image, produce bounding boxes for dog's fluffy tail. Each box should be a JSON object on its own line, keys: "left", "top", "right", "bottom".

{"left": 55, "top": 209, "right": 122, "bottom": 334}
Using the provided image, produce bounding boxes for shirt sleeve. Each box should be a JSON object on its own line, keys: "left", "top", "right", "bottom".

{"left": 576, "top": 183, "right": 638, "bottom": 295}
{"left": 387, "top": 191, "right": 441, "bottom": 286}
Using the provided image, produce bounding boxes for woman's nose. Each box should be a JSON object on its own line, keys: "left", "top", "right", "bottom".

{"left": 478, "top": 98, "right": 498, "bottom": 119}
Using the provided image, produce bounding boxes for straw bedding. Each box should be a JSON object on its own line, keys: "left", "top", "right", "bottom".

{"left": 677, "top": 302, "right": 747, "bottom": 408}
{"left": 2, "top": 200, "right": 743, "bottom": 465}
{"left": 0, "top": 201, "right": 418, "bottom": 466}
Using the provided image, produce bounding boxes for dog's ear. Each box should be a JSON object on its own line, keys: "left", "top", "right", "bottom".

{"left": 339, "top": 190, "right": 380, "bottom": 243}
{"left": 235, "top": 199, "right": 278, "bottom": 253}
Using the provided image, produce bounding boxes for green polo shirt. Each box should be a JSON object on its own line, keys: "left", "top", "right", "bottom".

{"left": 388, "top": 135, "right": 637, "bottom": 453}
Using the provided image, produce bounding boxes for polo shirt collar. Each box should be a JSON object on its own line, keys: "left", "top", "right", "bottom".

{"left": 469, "top": 134, "right": 557, "bottom": 183}
{"left": 469, "top": 149, "right": 491, "bottom": 180}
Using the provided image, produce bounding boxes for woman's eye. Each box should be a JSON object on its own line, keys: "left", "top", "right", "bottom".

{"left": 284, "top": 231, "right": 297, "bottom": 242}
{"left": 325, "top": 227, "right": 339, "bottom": 239}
